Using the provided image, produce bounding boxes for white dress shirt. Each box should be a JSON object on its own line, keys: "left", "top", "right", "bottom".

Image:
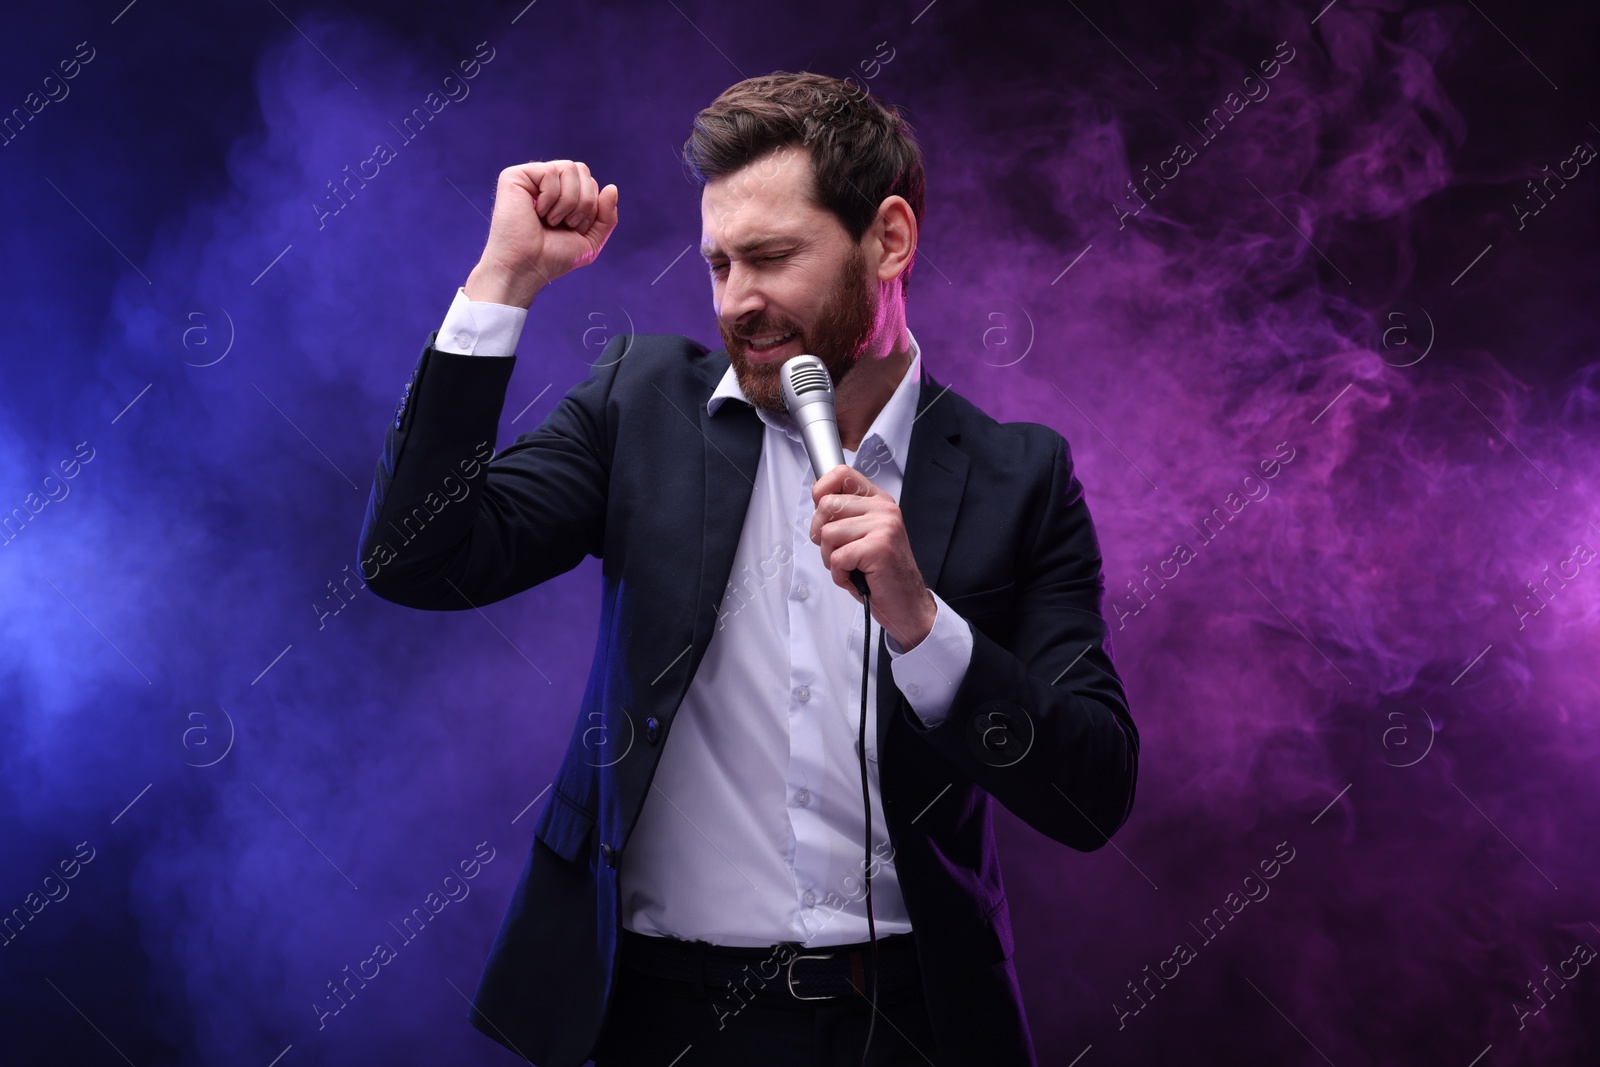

{"left": 436, "top": 288, "right": 973, "bottom": 947}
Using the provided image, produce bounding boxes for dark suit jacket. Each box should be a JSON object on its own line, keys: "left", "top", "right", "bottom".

{"left": 358, "top": 328, "right": 1138, "bottom": 1066}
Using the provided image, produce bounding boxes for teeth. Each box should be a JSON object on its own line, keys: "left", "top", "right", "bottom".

{"left": 749, "top": 332, "right": 795, "bottom": 351}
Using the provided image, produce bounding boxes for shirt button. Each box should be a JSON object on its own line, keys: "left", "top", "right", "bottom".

{"left": 796, "top": 583, "right": 809, "bottom": 600}
{"left": 802, "top": 889, "right": 817, "bottom": 907}
{"left": 795, "top": 685, "right": 810, "bottom": 704}
{"left": 907, "top": 683, "right": 921, "bottom": 697}
{"left": 454, "top": 332, "right": 472, "bottom": 349}
{"left": 795, "top": 788, "right": 810, "bottom": 806}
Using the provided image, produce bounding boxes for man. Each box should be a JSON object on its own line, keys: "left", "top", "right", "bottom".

{"left": 358, "top": 71, "right": 1137, "bottom": 1066}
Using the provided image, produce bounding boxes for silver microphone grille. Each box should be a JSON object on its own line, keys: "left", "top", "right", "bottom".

{"left": 788, "top": 362, "right": 832, "bottom": 396}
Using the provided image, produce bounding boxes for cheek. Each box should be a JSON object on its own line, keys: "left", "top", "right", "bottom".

{"left": 781, "top": 289, "right": 823, "bottom": 326}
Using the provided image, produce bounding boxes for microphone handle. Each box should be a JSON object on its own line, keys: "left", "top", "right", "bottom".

{"left": 793, "top": 402, "right": 871, "bottom": 598}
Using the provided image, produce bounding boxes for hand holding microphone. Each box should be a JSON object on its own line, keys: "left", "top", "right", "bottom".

{"left": 782, "top": 355, "right": 871, "bottom": 598}
{"left": 780, "top": 354, "right": 938, "bottom": 651}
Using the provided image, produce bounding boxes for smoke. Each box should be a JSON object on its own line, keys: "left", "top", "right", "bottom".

{"left": 1, "top": 0, "right": 1595, "bottom": 1064}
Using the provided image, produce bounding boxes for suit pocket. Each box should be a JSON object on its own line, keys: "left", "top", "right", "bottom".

{"left": 532, "top": 787, "right": 596, "bottom": 865}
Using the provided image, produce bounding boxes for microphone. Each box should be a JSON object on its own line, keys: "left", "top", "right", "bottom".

{"left": 782, "top": 351, "right": 884, "bottom": 1065}
{"left": 781, "top": 354, "right": 871, "bottom": 598}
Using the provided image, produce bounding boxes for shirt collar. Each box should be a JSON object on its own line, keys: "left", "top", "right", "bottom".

{"left": 706, "top": 328, "right": 923, "bottom": 478}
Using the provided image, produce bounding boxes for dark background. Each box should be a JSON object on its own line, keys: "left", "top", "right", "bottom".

{"left": 1, "top": 0, "right": 1596, "bottom": 1064}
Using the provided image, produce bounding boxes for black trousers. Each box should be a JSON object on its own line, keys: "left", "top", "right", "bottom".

{"left": 590, "top": 939, "right": 942, "bottom": 1066}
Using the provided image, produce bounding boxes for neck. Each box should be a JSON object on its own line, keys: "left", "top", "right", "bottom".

{"left": 836, "top": 320, "right": 912, "bottom": 452}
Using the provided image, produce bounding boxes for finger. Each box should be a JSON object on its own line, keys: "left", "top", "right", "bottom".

{"left": 811, "top": 464, "right": 850, "bottom": 503}
{"left": 551, "top": 163, "right": 582, "bottom": 227}
{"left": 572, "top": 162, "right": 595, "bottom": 231}
{"left": 838, "top": 467, "right": 876, "bottom": 497}
{"left": 815, "top": 519, "right": 845, "bottom": 563}
{"left": 576, "top": 174, "right": 599, "bottom": 233}
{"left": 535, "top": 163, "right": 566, "bottom": 220}
{"left": 593, "top": 183, "right": 620, "bottom": 242}
{"left": 824, "top": 492, "right": 871, "bottom": 521}
{"left": 502, "top": 163, "right": 547, "bottom": 219}
{"left": 504, "top": 162, "right": 539, "bottom": 199}
{"left": 815, "top": 517, "right": 871, "bottom": 564}
{"left": 814, "top": 495, "right": 839, "bottom": 528}
{"left": 540, "top": 160, "right": 572, "bottom": 224}
{"left": 830, "top": 557, "right": 865, "bottom": 600}
{"left": 564, "top": 164, "right": 590, "bottom": 231}
{"left": 833, "top": 464, "right": 874, "bottom": 499}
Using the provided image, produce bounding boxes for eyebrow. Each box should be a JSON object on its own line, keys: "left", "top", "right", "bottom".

{"left": 699, "top": 234, "right": 795, "bottom": 260}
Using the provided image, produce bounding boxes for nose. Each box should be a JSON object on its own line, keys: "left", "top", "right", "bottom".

{"left": 717, "top": 261, "right": 765, "bottom": 330}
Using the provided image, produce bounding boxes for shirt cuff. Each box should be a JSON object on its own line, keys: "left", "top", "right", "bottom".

{"left": 886, "top": 591, "right": 973, "bottom": 730}
{"left": 434, "top": 286, "right": 527, "bottom": 356}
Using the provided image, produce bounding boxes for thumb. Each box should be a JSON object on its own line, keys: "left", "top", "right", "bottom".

{"left": 589, "top": 183, "right": 619, "bottom": 245}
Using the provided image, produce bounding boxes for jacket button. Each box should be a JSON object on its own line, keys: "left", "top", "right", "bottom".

{"left": 645, "top": 717, "right": 660, "bottom": 744}
{"left": 600, "top": 843, "right": 618, "bottom": 868}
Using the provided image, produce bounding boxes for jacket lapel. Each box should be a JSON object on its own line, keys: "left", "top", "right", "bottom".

{"left": 878, "top": 365, "right": 969, "bottom": 761}
{"left": 680, "top": 383, "right": 764, "bottom": 713}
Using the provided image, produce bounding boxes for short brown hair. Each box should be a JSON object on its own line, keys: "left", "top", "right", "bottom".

{"left": 682, "top": 71, "right": 925, "bottom": 297}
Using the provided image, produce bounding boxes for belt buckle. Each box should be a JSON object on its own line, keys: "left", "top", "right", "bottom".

{"left": 785, "top": 951, "right": 841, "bottom": 1000}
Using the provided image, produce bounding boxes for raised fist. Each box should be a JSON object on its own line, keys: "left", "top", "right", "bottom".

{"left": 465, "top": 159, "right": 619, "bottom": 308}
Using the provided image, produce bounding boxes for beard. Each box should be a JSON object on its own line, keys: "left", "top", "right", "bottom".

{"left": 719, "top": 243, "right": 878, "bottom": 416}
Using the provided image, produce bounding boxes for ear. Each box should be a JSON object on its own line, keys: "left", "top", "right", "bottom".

{"left": 870, "top": 196, "right": 916, "bottom": 285}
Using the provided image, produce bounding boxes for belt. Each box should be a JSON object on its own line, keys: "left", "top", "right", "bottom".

{"left": 619, "top": 928, "right": 921, "bottom": 1002}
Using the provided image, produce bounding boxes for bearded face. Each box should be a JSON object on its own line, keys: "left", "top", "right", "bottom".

{"left": 719, "top": 241, "right": 877, "bottom": 415}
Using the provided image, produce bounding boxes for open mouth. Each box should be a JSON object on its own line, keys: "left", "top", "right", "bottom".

{"left": 743, "top": 331, "right": 798, "bottom": 356}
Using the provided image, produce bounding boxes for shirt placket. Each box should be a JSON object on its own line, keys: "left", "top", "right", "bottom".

{"left": 783, "top": 431, "right": 833, "bottom": 933}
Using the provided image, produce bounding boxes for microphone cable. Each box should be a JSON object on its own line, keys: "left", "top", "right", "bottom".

{"left": 779, "top": 353, "right": 882, "bottom": 1062}
{"left": 850, "top": 570, "right": 880, "bottom": 1066}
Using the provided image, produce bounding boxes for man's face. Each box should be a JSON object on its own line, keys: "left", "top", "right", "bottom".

{"left": 701, "top": 145, "right": 879, "bottom": 415}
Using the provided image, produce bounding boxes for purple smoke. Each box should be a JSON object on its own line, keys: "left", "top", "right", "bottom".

{"left": 1, "top": 0, "right": 1596, "bottom": 1064}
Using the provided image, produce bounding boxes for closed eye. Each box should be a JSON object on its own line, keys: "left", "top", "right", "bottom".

{"left": 708, "top": 253, "right": 789, "bottom": 274}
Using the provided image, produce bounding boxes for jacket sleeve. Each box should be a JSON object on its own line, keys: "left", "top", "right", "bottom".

{"left": 899, "top": 430, "right": 1138, "bottom": 851}
{"left": 355, "top": 329, "right": 627, "bottom": 610}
